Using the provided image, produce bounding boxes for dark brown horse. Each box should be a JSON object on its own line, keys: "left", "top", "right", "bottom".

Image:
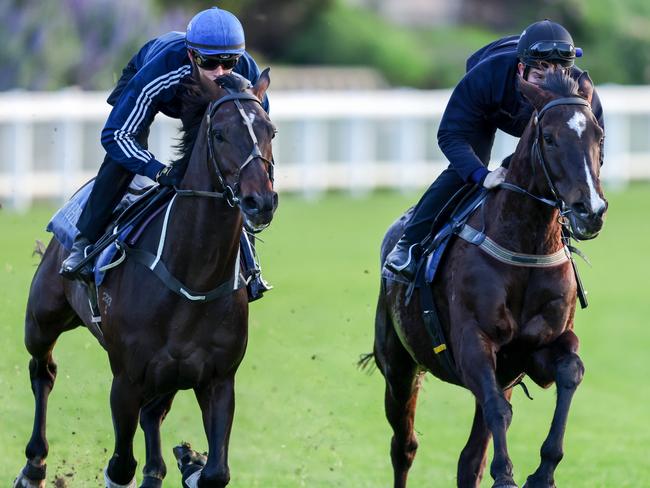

{"left": 15, "top": 71, "right": 277, "bottom": 488}
{"left": 372, "top": 71, "right": 606, "bottom": 488}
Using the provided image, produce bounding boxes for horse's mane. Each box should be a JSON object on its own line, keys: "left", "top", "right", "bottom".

{"left": 172, "top": 72, "right": 252, "bottom": 166}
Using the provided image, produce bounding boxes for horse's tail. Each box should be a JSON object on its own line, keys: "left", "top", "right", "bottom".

{"left": 357, "top": 352, "right": 375, "bottom": 373}
{"left": 33, "top": 240, "right": 46, "bottom": 260}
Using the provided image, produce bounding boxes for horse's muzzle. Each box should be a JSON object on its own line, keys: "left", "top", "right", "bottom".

{"left": 568, "top": 199, "right": 607, "bottom": 240}
{"left": 240, "top": 191, "right": 278, "bottom": 232}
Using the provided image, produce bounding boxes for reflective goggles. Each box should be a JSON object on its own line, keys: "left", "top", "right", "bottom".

{"left": 191, "top": 50, "right": 240, "bottom": 70}
{"left": 525, "top": 41, "right": 577, "bottom": 61}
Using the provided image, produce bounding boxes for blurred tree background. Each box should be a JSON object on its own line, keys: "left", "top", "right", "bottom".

{"left": 2, "top": 0, "right": 650, "bottom": 90}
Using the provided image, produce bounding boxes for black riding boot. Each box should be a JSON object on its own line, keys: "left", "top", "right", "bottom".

{"left": 241, "top": 232, "right": 272, "bottom": 302}
{"left": 59, "top": 234, "right": 93, "bottom": 280}
{"left": 384, "top": 238, "right": 421, "bottom": 280}
{"left": 384, "top": 167, "right": 465, "bottom": 280}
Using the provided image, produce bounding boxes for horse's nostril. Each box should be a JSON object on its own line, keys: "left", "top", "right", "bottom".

{"left": 573, "top": 202, "right": 589, "bottom": 217}
{"left": 241, "top": 196, "right": 259, "bottom": 213}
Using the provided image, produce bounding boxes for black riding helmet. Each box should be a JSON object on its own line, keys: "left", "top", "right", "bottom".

{"left": 517, "top": 19, "right": 582, "bottom": 68}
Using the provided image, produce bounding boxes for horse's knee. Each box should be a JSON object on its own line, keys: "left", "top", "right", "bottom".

{"left": 482, "top": 396, "right": 512, "bottom": 431}
{"left": 391, "top": 435, "right": 418, "bottom": 468}
{"left": 555, "top": 354, "right": 584, "bottom": 390}
{"left": 28, "top": 358, "right": 57, "bottom": 388}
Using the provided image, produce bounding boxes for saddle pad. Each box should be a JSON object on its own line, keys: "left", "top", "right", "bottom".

{"left": 46, "top": 180, "right": 164, "bottom": 286}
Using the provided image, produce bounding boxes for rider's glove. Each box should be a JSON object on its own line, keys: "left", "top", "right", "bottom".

{"left": 156, "top": 164, "right": 183, "bottom": 187}
{"left": 482, "top": 167, "right": 508, "bottom": 189}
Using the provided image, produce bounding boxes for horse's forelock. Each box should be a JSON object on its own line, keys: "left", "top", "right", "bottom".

{"left": 215, "top": 73, "right": 251, "bottom": 93}
{"left": 539, "top": 70, "right": 580, "bottom": 99}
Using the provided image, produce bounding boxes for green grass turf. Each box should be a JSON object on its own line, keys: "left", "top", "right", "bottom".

{"left": 1, "top": 185, "right": 649, "bottom": 487}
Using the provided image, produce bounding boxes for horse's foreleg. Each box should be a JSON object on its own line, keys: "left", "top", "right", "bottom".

{"left": 187, "top": 375, "right": 236, "bottom": 488}
{"left": 16, "top": 295, "right": 77, "bottom": 488}
{"left": 523, "top": 330, "right": 584, "bottom": 488}
{"left": 457, "top": 388, "right": 513, "bottom": 488}
{"left": 456, "top": 328, "right": 516, "bottom": 488}
{"left": 14, "top": 353, "right": 57, "bottom": 488}
{"left": 139, "top": 392, "right": 176, "bottom": 488}
{"left": 375, "top": 301, "right": 421, "bottom": 488}
{"left": 105, "top": 375, "right": 142, "bottom": 487}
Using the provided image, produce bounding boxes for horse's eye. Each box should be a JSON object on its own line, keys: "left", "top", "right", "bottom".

{"left": 543, "top": 134, "right": 554, "bottom": 145}
{"left": 271, "top": 125, "right": 278, "bottom": 139}
{"left": 214, "top": 130, "right": 224, "bottom": 142}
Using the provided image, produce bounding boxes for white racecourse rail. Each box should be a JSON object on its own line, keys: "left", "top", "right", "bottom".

{"left": 0, "top": 86, "right": 647, "bottom": 209}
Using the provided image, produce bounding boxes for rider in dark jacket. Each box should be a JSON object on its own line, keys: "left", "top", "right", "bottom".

{"left": 384, "top": 19, "right": 604, "bottom": 279}
{"left": 60, "top": 7, "right": 269, "bottom": 290}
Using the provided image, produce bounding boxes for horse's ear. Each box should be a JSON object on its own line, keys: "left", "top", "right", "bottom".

{"left": 518, "top": 76, "right": 547, "bottom": 111}
{"left": 577, "top": 71, "right": 594, "bottom": 105}
{"left": 252, "top": 68, "right": 270, "bottom": 102}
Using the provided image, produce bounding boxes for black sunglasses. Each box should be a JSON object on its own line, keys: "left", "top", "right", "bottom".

{"left": 191, "top": 50, "right": 240, "bottom": 70}
{"left": 526, "top": 41, "right": 576, "bottom": 60}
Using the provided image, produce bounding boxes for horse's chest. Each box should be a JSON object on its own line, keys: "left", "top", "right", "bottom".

{"left": 517, "top": 270, "right": 576, "bottom": 344}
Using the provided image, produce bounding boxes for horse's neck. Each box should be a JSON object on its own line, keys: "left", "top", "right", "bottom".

{"left": 165, "top": 120, "right": 242, "bottom": 286}
{"left": 487, "top": 133, "right": 563, "bottom": 254}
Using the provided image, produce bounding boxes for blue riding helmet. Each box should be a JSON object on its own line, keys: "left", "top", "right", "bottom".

{"left": 185, "top": 7, "right": 245, "bottom": 56}
{"left": 517, "top": 19, "right": 582, "bottom": 68}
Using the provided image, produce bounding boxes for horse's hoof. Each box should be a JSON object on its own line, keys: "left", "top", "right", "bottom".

{"left": 173, "top": 442, "right": 207, "bottom": 470}
{"left": 13, "top": 471, "right": 45, "bottom": 488}
{"left": 104, "top": 467, "right": 137, "bottom": 488}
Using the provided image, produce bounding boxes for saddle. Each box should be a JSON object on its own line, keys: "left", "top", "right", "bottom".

{"left": 47, "top": 181, "right": 264, "bottom": 299}
{"left": 382, "top": 184, "right": 486, "bottom": 287}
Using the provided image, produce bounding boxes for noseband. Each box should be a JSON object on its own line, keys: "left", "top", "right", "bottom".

{"left": 204, "top": 90, "right": 275, "bottom": 207}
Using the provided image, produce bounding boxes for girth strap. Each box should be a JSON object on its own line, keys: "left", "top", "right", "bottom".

{"left": 123, "top": 245, "right": 245, "bottom": 302}
{"left": 456, "top": 224, "right": 570, "bottom": 267}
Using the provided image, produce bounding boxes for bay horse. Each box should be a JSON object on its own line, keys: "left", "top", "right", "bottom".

{"left": 371, "top": 71, "right": 606, "bottom": 488}
{"left": 15, "top": 71, "right": 277, "bottom": 488}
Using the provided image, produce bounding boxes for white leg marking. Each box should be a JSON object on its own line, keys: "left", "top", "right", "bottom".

{"left": 584, "top": 156, "right": 606, "bottom": 213}
{"left": 567, "top": 111, "right": 587, "bottom": 138}
{"left": 184, "top": 468, "right": 203, "bottom": 488}
{"left": 104, "top": 468, "right": 137, "bottom": 488}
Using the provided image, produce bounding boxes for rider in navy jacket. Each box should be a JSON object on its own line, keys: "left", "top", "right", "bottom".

{"left": 102, "top": 31, "right": 268, "bottom": 181}
{"left": 384, "top": 20, "right": 605, "bottom": 279}
{"left": 61, "top": 7, "right": 268, "bottom": 279}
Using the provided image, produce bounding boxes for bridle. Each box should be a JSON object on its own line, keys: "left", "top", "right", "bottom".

{"left": 499, "top": 96, "right": 593, "bottom": 227}
{"left": 205, "top": 91, "right": 275, "bottom": 207}
{"left": 176, "top": 87, "right": 275, "bottom": 209}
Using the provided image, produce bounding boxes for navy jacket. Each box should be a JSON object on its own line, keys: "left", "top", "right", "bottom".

{"left": 101, "top": 31, "right": 269, "bottom": 180}
{"left": 437, "top": 35, "right": 604, "bottom": 184}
